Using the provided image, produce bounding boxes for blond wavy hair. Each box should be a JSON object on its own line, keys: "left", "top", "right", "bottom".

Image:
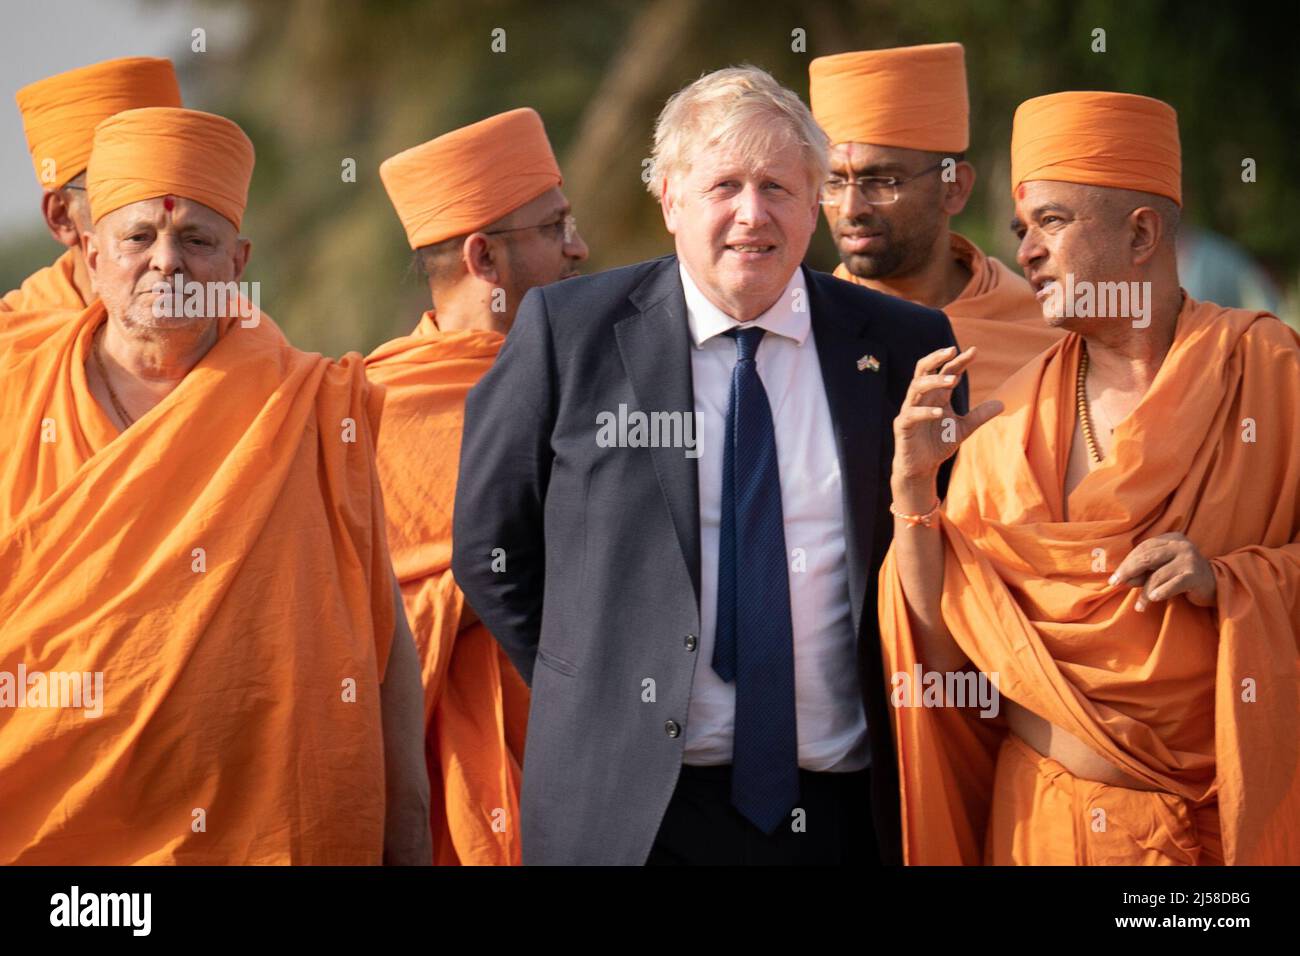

{"left": 646, "top": 64, "right": 829, "bottom": 199}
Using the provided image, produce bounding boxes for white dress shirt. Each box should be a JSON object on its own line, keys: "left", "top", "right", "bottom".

{"left": 679, "top": 262, "right": 869, "bottom": 772}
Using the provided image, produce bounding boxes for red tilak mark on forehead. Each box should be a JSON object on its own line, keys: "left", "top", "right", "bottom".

{"left": 1015, "top": 184, "right": 1026, "bottom": 201}
{"left": 163, "top": 195, "right": 175, "bottom": 211}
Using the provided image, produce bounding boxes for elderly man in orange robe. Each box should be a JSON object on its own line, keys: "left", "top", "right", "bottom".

{"left": 2, "top": 57, "right": 182, "bottom": 356}
{"left": 366, "top": 108, "right": 588, "bottom": 865}
{"left": 810, "top": 44, "right": 1062, "bottom": 405}
{"left": 880, "top": 91, "right": 1300, "bottom": 865}
{"left": 0, "top": 107, "right": 431, "bottom": 864}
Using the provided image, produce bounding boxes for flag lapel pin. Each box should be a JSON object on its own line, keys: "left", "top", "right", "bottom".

{"left": 857, "top": 354, "right": 880, "bottom": 372}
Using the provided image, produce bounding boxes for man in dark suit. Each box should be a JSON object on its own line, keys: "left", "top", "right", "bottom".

{"left": 452, "top": 65, "right": 966, "bottom": 865}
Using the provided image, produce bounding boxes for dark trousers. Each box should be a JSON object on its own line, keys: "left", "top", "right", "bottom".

{"left": 645, "top": 763, "right": 880, "bottom": 865}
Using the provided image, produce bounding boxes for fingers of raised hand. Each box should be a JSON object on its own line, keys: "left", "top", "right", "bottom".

{"left": 961, "top": 399, "right": 1004, "bottom": 434}
{"left": 938, "top": 346, "right": 979, "bottom": 378}
{"left": 908, "top": 373, "right": 959, "bottom": 406}
{"left": 895, "top": 404, "right": 946, "bottom": 434}
{"left": 914, "top": 345, "right": 958, "bottom": 381}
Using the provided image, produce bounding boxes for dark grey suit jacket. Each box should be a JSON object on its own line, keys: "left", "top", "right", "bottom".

{"left": 452, "top": 254, "right": 965, "bottom": 865}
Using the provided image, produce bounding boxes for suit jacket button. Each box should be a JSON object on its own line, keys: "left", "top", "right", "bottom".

{"left": 684, "top": 633, "right": 697, "bottom": 651}
{"left": 665, "top": 720, "right": 681, "bottom": 738}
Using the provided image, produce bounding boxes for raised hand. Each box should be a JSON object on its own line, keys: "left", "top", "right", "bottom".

{"left": 892, "top": 345, "right": 1003, "bottom": 485}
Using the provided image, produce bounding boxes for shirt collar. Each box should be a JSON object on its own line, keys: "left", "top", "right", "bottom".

{"left": 680, "top": 262, "right": 810, "bottom": 349}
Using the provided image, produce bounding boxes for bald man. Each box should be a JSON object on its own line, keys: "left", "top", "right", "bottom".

{"left": 365, "top": 108, "right": 587, "bottom": 865}
{"left": 881, "top": 91, "right": 1299, "bottom": 866}
{"left": 810, "top": 44, "right": 1062, "bottom": 405}
{"left": 0, "top": 107, "right": 430, "bottom": 864}
{"left": 3, "top": 57, "right": 181, "bottom": 337}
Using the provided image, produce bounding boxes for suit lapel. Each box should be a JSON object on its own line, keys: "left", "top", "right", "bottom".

{"left": 611, "top": 262, "right": 888, "bottom": 624}
{"left": 615, "top": 257, "right": 702, "bottom": 606}
{"left": 805, "top": 267, "right": 886, "bottom": 636}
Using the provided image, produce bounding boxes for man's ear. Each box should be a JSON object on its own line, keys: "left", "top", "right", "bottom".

{"left": 660, "top": 178, "right": 678, "bottom": 235}
{"left": 1128, "top": 207, "right": 1163, "bottom": 265}
{"left": 41, "top": 190, "right": 81, "bottom": 249}
{"left": 941, "top": 160, "right": 977, "bottom": 217}
{"left": 232, "top": 237, "right": 252, "bottom": 281}
{"left": 462, "top": 233, "right": 501, "bottom": 286}
{"left": 81, "top": 229, "right": 99, "bottom": 281}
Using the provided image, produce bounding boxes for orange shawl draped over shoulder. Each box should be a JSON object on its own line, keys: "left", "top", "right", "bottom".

{"left": 0, "top": 249, "right": 88, "bottom": 361}
{"left": 0, "top": 303, "right": 395, "bottom": 864}
{"left": 836, "top": 234, "right": 1062, "bottom": 406}
{"left": 880, "top": 296, "right": 1300, "bottom": 865}
{"left": 365, "top": 313, "right": 527, "bottom": 865}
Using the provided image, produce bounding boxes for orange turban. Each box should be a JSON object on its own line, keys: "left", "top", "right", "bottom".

{"left": 15, "top": 56, "right": 181, "bottom": 189}
{"left": 1011, "top": 91, "right": 1182, "bottom": 205}
{"left": 379, "top": 107, "right": 562, "bottom": 249}
{"left": 87, "top": 107, "right": 255, "bottom": 229}
{"left": 809, "top": 43, "right": 968, "bottom": 152}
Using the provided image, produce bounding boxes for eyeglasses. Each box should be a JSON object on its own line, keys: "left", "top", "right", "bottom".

{"left": 819, "top": 160, "right": 948, "bottom": 207}
{"left": 483, "top": 213, "right": 578, "bottom": 245}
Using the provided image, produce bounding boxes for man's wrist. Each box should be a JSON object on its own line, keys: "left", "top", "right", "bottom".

{"left": 891, "top": 473, "right": 940, "bottom": 514}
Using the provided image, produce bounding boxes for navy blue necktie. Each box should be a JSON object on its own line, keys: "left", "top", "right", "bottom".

{"left": 713, "top": 326, "right": 799, "bottom": 835}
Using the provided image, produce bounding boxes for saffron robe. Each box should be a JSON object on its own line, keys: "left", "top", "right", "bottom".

{"left": 879, "top": 296, "right": 1300, "bottom": 865}
{"left": 366, "top": 312, "right": 528, "bottom": 865}
{"left": 0, "top": 303, "right": 395, "bottom": 864}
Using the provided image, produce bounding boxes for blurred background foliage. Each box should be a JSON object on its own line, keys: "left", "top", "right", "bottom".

{"left": 2, "top": 0, "right": 1296, "bottom": 355}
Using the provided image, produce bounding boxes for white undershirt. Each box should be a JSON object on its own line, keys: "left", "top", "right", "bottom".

{"left": 679, "top": 262, "right": 869, "bottom": 772}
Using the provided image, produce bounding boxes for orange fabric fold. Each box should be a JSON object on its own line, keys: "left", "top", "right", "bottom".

{"left": 986, "top": 733, "right": 1220, "bottom": 865}
{"left": 16, "top": 56, "right": 181, "bottom": 188}
{"left": 0, "top": 249, "right": 86, "bottom": 314}
{"left": 0, "top": 249, "right": 88, "bottom": 362}
{"left": 879, "top": 295, "right": 1300, "bottom": 865}
{"left": 1011, "top": 91, "right": 1182, "bottom": 205}
{"left": 365, "top": 314, "right": 528, "bottom": 865}
{"left": 88, "top": 107, "right": 254, "bottom": 228}
{"left": 836, "top": 234, "right": 1063, "bottom": 405}
{"left": 379, "top": 108, "right": 561, "bottom": 249}
{"left": 810, "top": 43, "right": 968, "bottom": 151}
{"left": 0, "top": 305, "right": 395, "bottom": 864}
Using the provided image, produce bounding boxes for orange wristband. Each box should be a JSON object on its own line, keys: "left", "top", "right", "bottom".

{"left": 889, "top": 497, "right": 942, "bottom": 528}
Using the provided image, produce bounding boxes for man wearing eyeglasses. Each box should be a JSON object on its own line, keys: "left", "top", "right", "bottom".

{"left": 365, "top": 107, "right": 587, "bottom": 865}
{"left": 810, "top": 44, "right": 1062, "bottom": 405}
{"left": 3, "top": 57, "right": 182, "bottom": 359}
